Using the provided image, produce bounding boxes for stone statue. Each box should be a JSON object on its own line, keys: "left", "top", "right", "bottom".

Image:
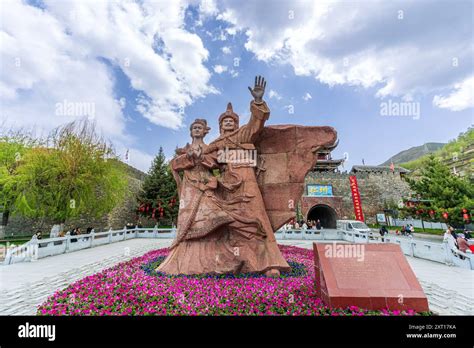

{"left": 158, "top": 76, "right": 337, "bottom": 276}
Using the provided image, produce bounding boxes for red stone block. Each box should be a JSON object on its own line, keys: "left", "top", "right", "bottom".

{"left": 313, "top": 243, "right": 430, "bottom": 313}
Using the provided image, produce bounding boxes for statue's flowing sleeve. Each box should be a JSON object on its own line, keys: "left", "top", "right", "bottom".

{"left": 255, "top": 125, "right": 338, "bottom": 231}
{"left": 200, "top": 152, "right": 219, "bottom": 170}
{"left": 170, "top": 154, "right": 195, "bottom": 196}
{"left": 171, "top": 154, "right": 195, "bottom": 171}
{"left": 238, "top": 101, "right": 270, "bottom": 143}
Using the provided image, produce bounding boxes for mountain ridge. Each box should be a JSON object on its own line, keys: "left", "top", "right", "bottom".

{"left": 380, "top": 142, "right": 446, "bottom": 166}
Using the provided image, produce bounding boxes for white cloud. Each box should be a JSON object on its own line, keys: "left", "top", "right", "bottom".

{"left": 221, "top": 46, "right": 231, "bottom": 54}
{"left": 1, "top": 0, "right": 218, "bottom": 172}
{"left": 213, "top": 65, "right": 228, "bottom": 74}
{"left": 212, "top": 0, "right": 474, "bottom": 111}
{"left": 303, "top": 92, "right": 312, "bottom": 101}
{"left": 433, "top": 76, "right": 474, "bottom": 111}
{"left": 119, "top": 97, "right": 127, "bottom": 109}
{"left": 198, "top": 0, "right": 219, "bottom": 17}
{"left": 268, "top": 89, "right": 282, "bottom": 100}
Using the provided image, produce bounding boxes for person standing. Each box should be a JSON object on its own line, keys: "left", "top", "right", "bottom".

{"left": 316, "top": 219, "right": 322, "bottom": 230}
{"left": 443, "top": 227, "right": 458, "bottom": 252}
{"left": 379, "top": 225, "right": 388, "bottom": 242}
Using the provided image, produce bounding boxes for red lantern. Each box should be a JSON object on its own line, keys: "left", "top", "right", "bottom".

{"left": 463, "top": 213, "right": 470, "bottom": 220}
{"left": 462, "top": 208, "right": 468, "bottom": 214}
{"left": 442, "top": 212, "right": 448, "bottom": 220}
{"left": 429, "top": 210, "right": 435, "bottom": 217}
{"left": 152, "top": 208, "right": 156, "bottom": 219}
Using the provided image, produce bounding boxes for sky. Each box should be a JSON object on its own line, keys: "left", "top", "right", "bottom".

{"left": 1, "top": 0, "right": 473, "bottom": 173}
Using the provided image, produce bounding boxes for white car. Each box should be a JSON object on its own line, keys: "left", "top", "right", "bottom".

{"left": 337, "top": 220, "right": 372, "bottom": 233}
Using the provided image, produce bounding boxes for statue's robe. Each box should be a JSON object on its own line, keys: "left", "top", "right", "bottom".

{"left": 255, "top": 124, "right": 338, "bottom": 230}
{"left": 206, "top": 101, "right": 291, "bottom": 273}
{"left": 157, "top": 144, "right": 240, "bottom": 275}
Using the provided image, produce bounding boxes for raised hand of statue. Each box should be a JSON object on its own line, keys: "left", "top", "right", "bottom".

{"left": 248, "top": 75, "right": 266, "bottom": 104}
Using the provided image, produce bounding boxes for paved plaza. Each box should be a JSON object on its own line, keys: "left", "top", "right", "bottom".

{"left": 1, "top": 239, "right": 472, "bottom": 315}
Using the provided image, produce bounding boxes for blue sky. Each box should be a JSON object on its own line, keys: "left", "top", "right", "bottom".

{"left": 1, "top": 0, "right": 473, "bottom": 172}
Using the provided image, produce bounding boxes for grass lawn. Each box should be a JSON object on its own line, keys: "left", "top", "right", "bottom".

{"left": 367, "top": 224, "right": 445, "bottom": 235}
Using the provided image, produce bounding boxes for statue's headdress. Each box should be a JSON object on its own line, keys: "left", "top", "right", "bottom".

{"left": 218, "top": 102, "right": 239, "bottom": 130}
{"left": 189, "top": 118, "right": 210, "bottom": 136}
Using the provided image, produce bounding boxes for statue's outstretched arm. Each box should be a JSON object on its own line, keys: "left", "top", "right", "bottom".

{"left": 242, "top": 76, "right": 270, "bottom": 142}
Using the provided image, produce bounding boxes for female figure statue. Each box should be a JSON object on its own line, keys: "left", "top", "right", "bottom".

{"left": 157, "top": 119, "right": 242, "bottom": 275}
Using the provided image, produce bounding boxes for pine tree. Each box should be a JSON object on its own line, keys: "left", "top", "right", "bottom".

{"left": 138, "top": 147, "right": 178, "bottom": 226}
{"left": 404, "top": 155, "right": 473, "bottom": 226}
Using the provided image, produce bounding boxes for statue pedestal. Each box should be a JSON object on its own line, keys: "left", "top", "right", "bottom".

{"left": 313, "top": 243, "right": 429, "bottom": 312}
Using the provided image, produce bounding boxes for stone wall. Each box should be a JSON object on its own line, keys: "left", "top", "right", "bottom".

{"left": 303, "top": 171, "right": 412, "bottom": 224}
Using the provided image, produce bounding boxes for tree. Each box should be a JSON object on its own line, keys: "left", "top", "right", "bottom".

{"left": 0, "top": 130, "right": 40, "bottom": 227}
{"left": 404, "top": 155, "right": 473, "bottom": 226}
{"left": 137, "top": 147, "right": 178, "bottom": 226}
{"left": 0, "top": 120, "right": 128, "bottom": 225}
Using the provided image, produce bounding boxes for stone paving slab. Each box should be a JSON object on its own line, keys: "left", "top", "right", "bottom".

{"left": 1, "top": 238, "right": 472, "bottom": 316}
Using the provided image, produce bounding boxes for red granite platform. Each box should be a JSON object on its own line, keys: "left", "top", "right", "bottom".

{"left": 313, "top": 243, "right": 430, "bottom": 312}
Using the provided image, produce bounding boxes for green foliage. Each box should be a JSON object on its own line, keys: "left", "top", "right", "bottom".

{"left": 0, "top": 121, "right": 128, "bottom": 223}
{"left": 137, "top": 147, "right": 178, "bottom": 226}
{"left": 402, "top": 127, "right": 473, "bottom": 171}
{"left": 404, "top": 155, "right": 473, "bottom": 226}
{"left": 0, "top": 132, "right": 39, "bottom": 222}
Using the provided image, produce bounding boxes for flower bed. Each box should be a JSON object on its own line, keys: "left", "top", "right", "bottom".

{"left": 37, "top": 245, "right": 426, "bottom": 316}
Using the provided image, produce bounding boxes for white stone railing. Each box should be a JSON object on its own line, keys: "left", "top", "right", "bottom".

{"left": 3, "top": 227, "right": 176, "bottom": 265}
{"left": 274, "top": 228, "right": 342, "bottom": 240}
{"left": 367, "top": 233, "right": 474, "bottom": 270}
{"left": 4, "top": 227, "right": 473, "bottom": 270}
{"left": 275, "top": 228, "right": 474, "bottom": 270}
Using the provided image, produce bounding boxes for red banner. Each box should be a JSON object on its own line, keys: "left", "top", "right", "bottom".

{"left": 349, "top": 175, "right": 364, "bottom": 222}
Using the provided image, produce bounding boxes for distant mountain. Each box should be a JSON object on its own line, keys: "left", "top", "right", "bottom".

{"left": 380, "top": 143, "right": 445, "bottom": 166}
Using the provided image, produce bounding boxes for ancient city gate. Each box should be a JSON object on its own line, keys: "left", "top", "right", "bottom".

{"left": 301, "top": 196, "right": 342, "bottom": 229}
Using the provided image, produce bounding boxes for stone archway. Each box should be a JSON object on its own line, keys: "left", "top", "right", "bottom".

{"left": 307, "top": 204, "right": 338, "bottom": 228}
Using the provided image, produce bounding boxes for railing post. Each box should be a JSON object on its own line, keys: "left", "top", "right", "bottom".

{"left": 135, "top": 225, "right": 138, "bottom": 238}
{"left": 108, "top": 228, "right": 113, "bottom": 243}
{"left": 4, "top": 244, "right": 12, "bottom": 265}
{"left": 29, "top": 235, "right": 38, "bottom": 262}
{"left": 65, "top": 232, "right": 71, "bottom": 252}
{"left": 123, "top": 226, "right": 126, "bottom": 241}
{"left": 90, "top": 231, "right": 95, "bottom": 248}
{"left": 153, "top": 225, "right": 158, "bottom": 238}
